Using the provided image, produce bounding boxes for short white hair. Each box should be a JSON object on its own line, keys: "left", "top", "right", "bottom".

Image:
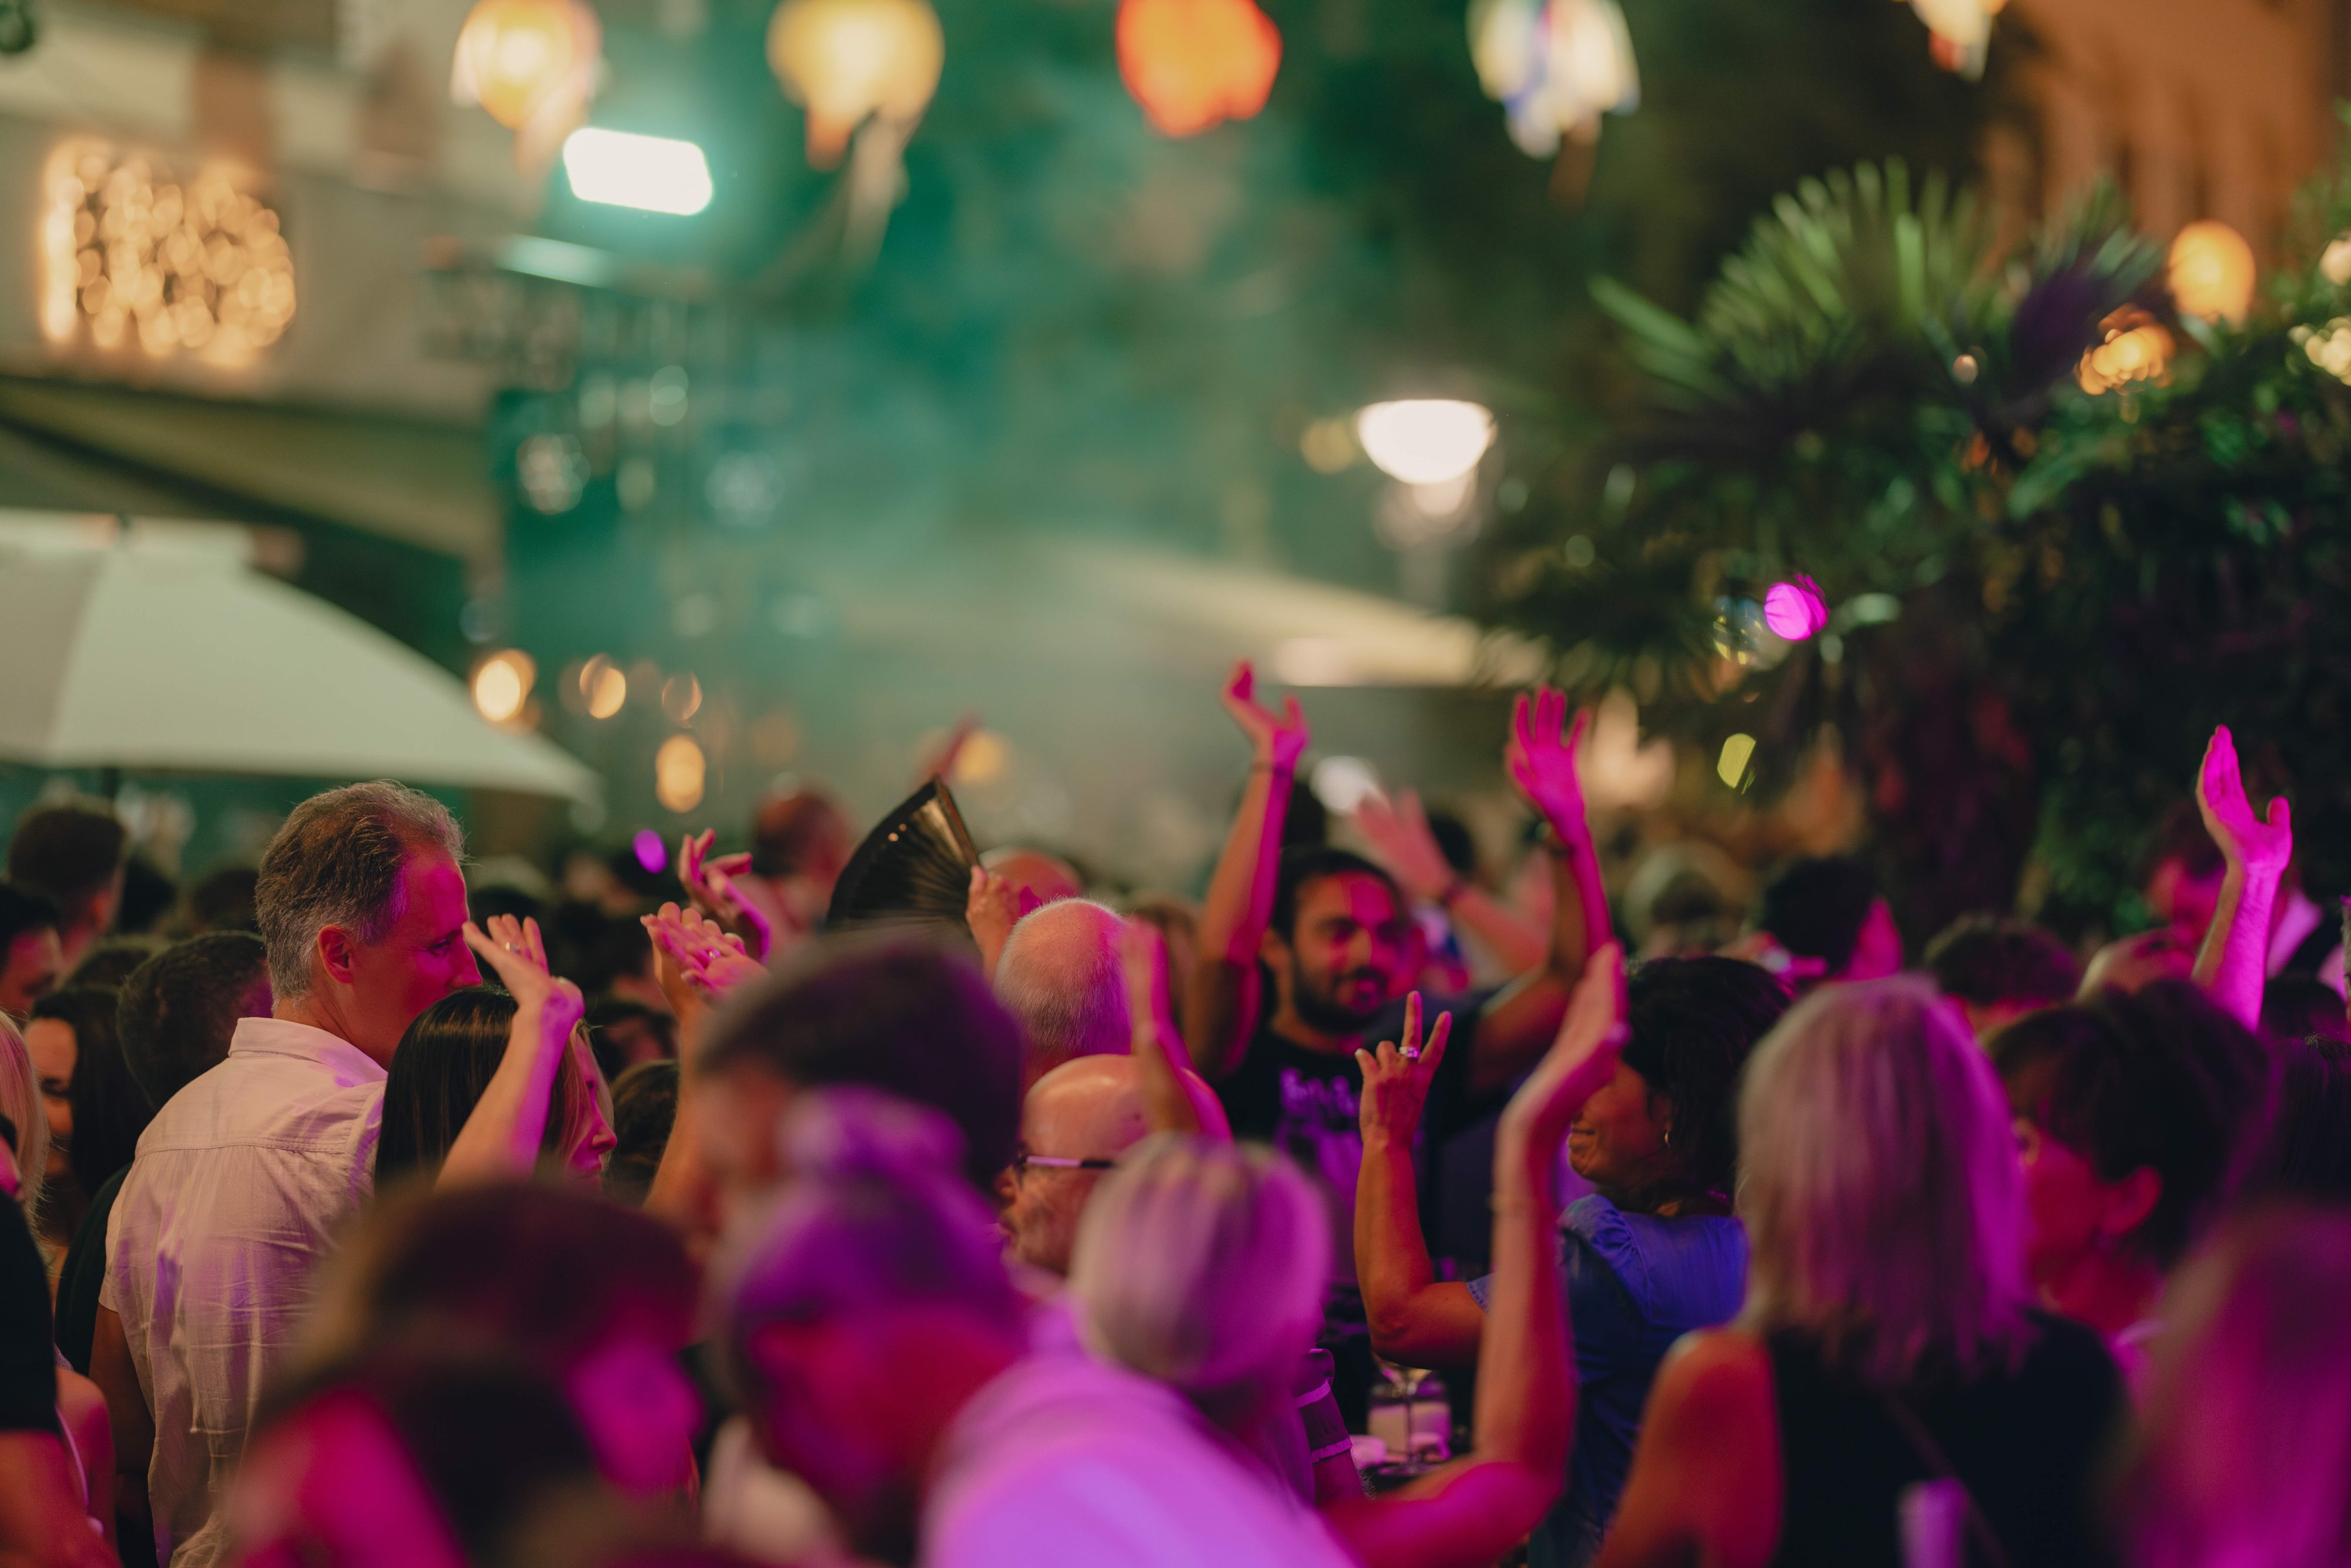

{"left": 993, "top": 900, "right": 1129, "bottom": 1074}
{"left": 0, "top": 1016, "right": 49, "bottom": 1224}
{"left": 1069, "top": 1135, "right": 1328, "bottom": 1423}
{"left": 1738, "top": 976, "right": 2031, "bottom": 1388}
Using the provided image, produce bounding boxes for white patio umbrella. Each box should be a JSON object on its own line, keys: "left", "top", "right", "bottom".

{"left": 0, "top": 514, "right": 597, "bottom": 801}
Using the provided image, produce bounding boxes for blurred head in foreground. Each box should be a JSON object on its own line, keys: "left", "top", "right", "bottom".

{"left": 228, "top": 1352, "right": 598, "bottom": 1568}
{"left": 2118, "top": 1207, "right": 2351, "bottom": 1568}
{"left": 722, "top": 1090, "right": 1020, "bottom": 1565}
{"left": 303, "top": 1182, "right": 701, "bottom": 1497}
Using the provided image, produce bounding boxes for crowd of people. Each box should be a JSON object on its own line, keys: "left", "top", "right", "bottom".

{"left": 1, "top": 664, "right": 2347, "bottom": 1568}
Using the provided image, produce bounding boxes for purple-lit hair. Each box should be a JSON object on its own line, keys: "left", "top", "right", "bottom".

{"left": 1069, "top": 1135, "right": 1328, "bottom": 1424}
{"left": 1737, "top": 976, "right": 2031, "bottom": 1388}
{"left": 2121, "top": 1207, "right": 2351, "bottom": 1568}
{"left": 719, "top": 1088, "right": 1021, "bottom": 1396}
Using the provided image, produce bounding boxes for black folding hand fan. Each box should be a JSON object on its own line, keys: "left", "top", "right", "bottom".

{"left": 825, "top": 778, "right": 979, "bottom": 940}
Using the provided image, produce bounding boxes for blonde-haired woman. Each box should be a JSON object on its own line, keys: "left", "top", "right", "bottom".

{"left": 0, "top": 1017, "right": 50, "bottom": 1235}
{"left": 1599, "top": 977, "right": 2125, "bottom": 1568}
{"left": 2119, "top": 1206, "right": 2351, "bottom": 1568}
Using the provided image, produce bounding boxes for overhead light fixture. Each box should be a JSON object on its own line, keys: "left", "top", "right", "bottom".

{"left": 561, "top": 128, "right": 714, "bottom": 215}
{"left": 1355, "top": 400, "right": 1496, "bottom": 486}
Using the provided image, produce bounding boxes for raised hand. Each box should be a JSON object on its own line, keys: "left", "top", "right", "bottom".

{"left": 966, "top": 866, "right": 1038, "bottom": 982}
{"left": 1355, "top": 992, "right": 1454, "bottom": 1149}
{"left": 463, "top": 916, "right": 584, "bottom": 1038}
{"left": 679, "top": 830, "right": 788, "bottom": 961}
{"left": 1352, "top": 789, "right": 1458, "bottom": 904}
{"left": 1502, "top": 943, "right": 1629, "bottom": 1156}
{"left": 1121, "top": 917, "right": 1206, "bottom": 1135}
{"left": 1505, "top": 686, "right": 1591, "bottom": 842}
{"left": 1221, "top": 659, "right": 1311, "bottom": 773}
{"left": 2197, "top": 725, "right": 2292, "bottom": 877}
{"left": 642, "top": 901, "right": 765, "bottom": 1004}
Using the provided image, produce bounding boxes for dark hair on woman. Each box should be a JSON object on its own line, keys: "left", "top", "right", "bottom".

{"left": 1620, "top": 956, "right": 1792, "bottom": 1197}
{"left": 2245, "top": 1036, "right": 2351, "bottom": 1202}
{"left": 1992, "top": 980, "right": 2276, "bottom": 1268}
{"left": 377, "top": 988, "right": 581, "bottom": 1187}
{"left": 305, "top": 1182, "right": 698, "bottom": 1376}
{"left": 254, "top": 1350, "right": 598, "bottom": 1564}
{"left": 1756, "top": 856, "right": 1879, "bottom": 975}
{"left": 604, "top": 1059, "right": 678, "bottom": 1206}
{"left": 1924, "top": 916, "right": 2081, "bottom": 1009}
{"left": 29, "top": 987, "right": 152, "bottom": 1194}
{"left": 701, "top": 934, "right": 1022, "bottom": 1191}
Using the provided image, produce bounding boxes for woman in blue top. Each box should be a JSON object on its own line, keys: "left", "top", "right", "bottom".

{"left": 1357, "top": 956, "right": 1789, "bottom": 1568}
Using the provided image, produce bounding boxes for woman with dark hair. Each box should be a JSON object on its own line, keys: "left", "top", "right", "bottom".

{"left": 297, "top": 1183, "right": 702, "bottom": 1500}
{"left": 1355, "top": 956, "right": 1791, "bottom": 1567}
{"left": 26, "top": 987, "right": 152, "bottom": 1252}
{"left": 377, "top": 988, "right": 615, "bottom": 1189}
{"left": 1990, "top": 979, "right": 2276, "bottom": 1391}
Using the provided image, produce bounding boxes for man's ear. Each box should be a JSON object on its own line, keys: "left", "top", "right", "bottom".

{"left": 316, "top": 926, "right": 361, "bottom": 989}
{"left": 1258, "top": 926, "right": 1290, "bottom": 971}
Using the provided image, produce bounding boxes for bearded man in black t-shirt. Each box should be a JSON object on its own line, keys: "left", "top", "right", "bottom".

{"left": 1183, "top": 665, "right": 1613, "bottom": 1420}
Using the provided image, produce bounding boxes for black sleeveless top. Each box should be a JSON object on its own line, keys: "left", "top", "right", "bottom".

{"left": 1766, "top": 1309, "right": 2124, "bottom": 1568}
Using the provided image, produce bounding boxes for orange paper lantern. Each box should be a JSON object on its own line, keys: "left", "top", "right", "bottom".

{"left": 1117, "top": 0, "right": 1281, "bottom": 138}
{"left": 452, "top": 0, "right": 601, "bottom": 130}
{"left": 767, "top": 0, "right": 946, "bottom": 167}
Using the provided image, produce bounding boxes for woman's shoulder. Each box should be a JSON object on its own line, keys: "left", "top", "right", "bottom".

{"left": 1566, "top": 1195, "right": 1747, "bottom": 1323}
{"left": 1646, "top": 1327, "right": 1777, "bottom": 1435}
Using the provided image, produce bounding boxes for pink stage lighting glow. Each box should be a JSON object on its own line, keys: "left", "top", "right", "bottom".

{"left": 632, "top": 828, "right": 668, "bottom": 875}
{"left": 1763, "top": 578, "right": 1828, "bottom": 641}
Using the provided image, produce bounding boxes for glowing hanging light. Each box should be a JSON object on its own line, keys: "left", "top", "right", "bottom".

{"left": 471, "top": 649, "right": 537, "bottom": 724}
{"left": 1468, "top": 0, "right": 1637, "bottom": 158}
{"left": 451, "top": 0, "right": 601, "bottom": 129}
{"left": 1762, "top": 578, "right": 1828, "bottom": 641}
{"left": 1117, "top": 0, "right": 1282, "bottom": 138}
{"left": 2169, "top": 220, "right": 2256, "bottom": 326}
{"left": 655, "top": 734, "right": 708, "bottom": 813}
{"left": 766, "top": 0, "right": 945, "bottom": 167}
{"left": 1355, "top": 400, "right": 1496, "bottom": 486}
{"left": 2076, "top": 306, "right": 2174, "bottom": 395}
{"left": 1908, "top": 0, "right": 2002, "bottom": 80}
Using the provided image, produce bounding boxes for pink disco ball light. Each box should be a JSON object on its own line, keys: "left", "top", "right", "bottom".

{"left": 632, "top": 827, "right": 668, "bottom": 875}
{"left": 1763, "top": 578, "right": 1828, "bottom": 641}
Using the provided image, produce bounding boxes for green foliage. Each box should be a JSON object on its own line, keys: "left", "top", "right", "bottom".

{"left": 1495, "top": 146, "right": 2351, "bottom": 934}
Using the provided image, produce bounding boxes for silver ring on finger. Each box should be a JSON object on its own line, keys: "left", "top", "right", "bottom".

{"left": 1401, "top": 1046, "right": 1421, "bottom": 1061}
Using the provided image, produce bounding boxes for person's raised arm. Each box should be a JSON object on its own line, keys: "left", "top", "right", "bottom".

{"left": 967, "top": 867, "right": 1037, "bottom": 986}
{"left": 436, "top": 915, "right": 582, "bottom": 1187}
{"left": 1121, "top": 919, "right": 1231, "bottom": 1140}
{"left": 1354, "top": 790, "right": 1548, "bottom": 974}
{"left": 642, "top": 904, "right": 765, "bottom": 1248}
{"left": 1183, "top": 661, "right": 1310, "bottom": 1081}
{"left": 1354, "top": 996, "right": 1483, "bottom": 1371}
{"left": 2192, "top": 725, "right": 2292, "bottom": 1033}
{"left": 1469, "top": 688, "right": 1611, "bottom": 1093}
{"left": 679, "top": 830, "right": 790, "bottom": 963}
{"left": 1327, "top": 949, "right": 1619, "bottom": 1568}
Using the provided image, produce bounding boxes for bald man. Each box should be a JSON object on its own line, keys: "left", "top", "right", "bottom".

{"left": 994, "top": 899, "right": 1129, "bottom": 1081}
{"left": 1002, "top": 1054, "right": 1151, "bottom": 1276}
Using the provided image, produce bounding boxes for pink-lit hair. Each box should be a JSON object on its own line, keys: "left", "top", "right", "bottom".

{"left": 2122, "top": 1207, "right": 2351, "bottom": 1568}
{"left": 1069, "top": 1135, "right": 1328, "bottom": 1424}
{"left": 1737, "top": 976, "right": 2031, "bottom": 1388}
{"left": 0, "top": 1016, "right": 49, "bottom": 1224}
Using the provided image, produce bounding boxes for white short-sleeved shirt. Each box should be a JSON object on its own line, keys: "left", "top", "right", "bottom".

{"left": 924, "top": 1353, "right": 1358, "bottom": 1568}
{"left": 102, "top": 1018, "right": 386, "bottom": 1568}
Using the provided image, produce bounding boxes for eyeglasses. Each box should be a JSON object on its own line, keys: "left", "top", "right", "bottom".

{"left": 1012, "top": 1151, "right": 1118, "bottom": 1176}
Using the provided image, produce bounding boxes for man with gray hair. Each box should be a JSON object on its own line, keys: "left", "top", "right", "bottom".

{"left": 992, "top": 899, "right": 1130, "bottom": 1083}
{"left": 92, "top": 782, "right": 480, "bottom": 1568}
